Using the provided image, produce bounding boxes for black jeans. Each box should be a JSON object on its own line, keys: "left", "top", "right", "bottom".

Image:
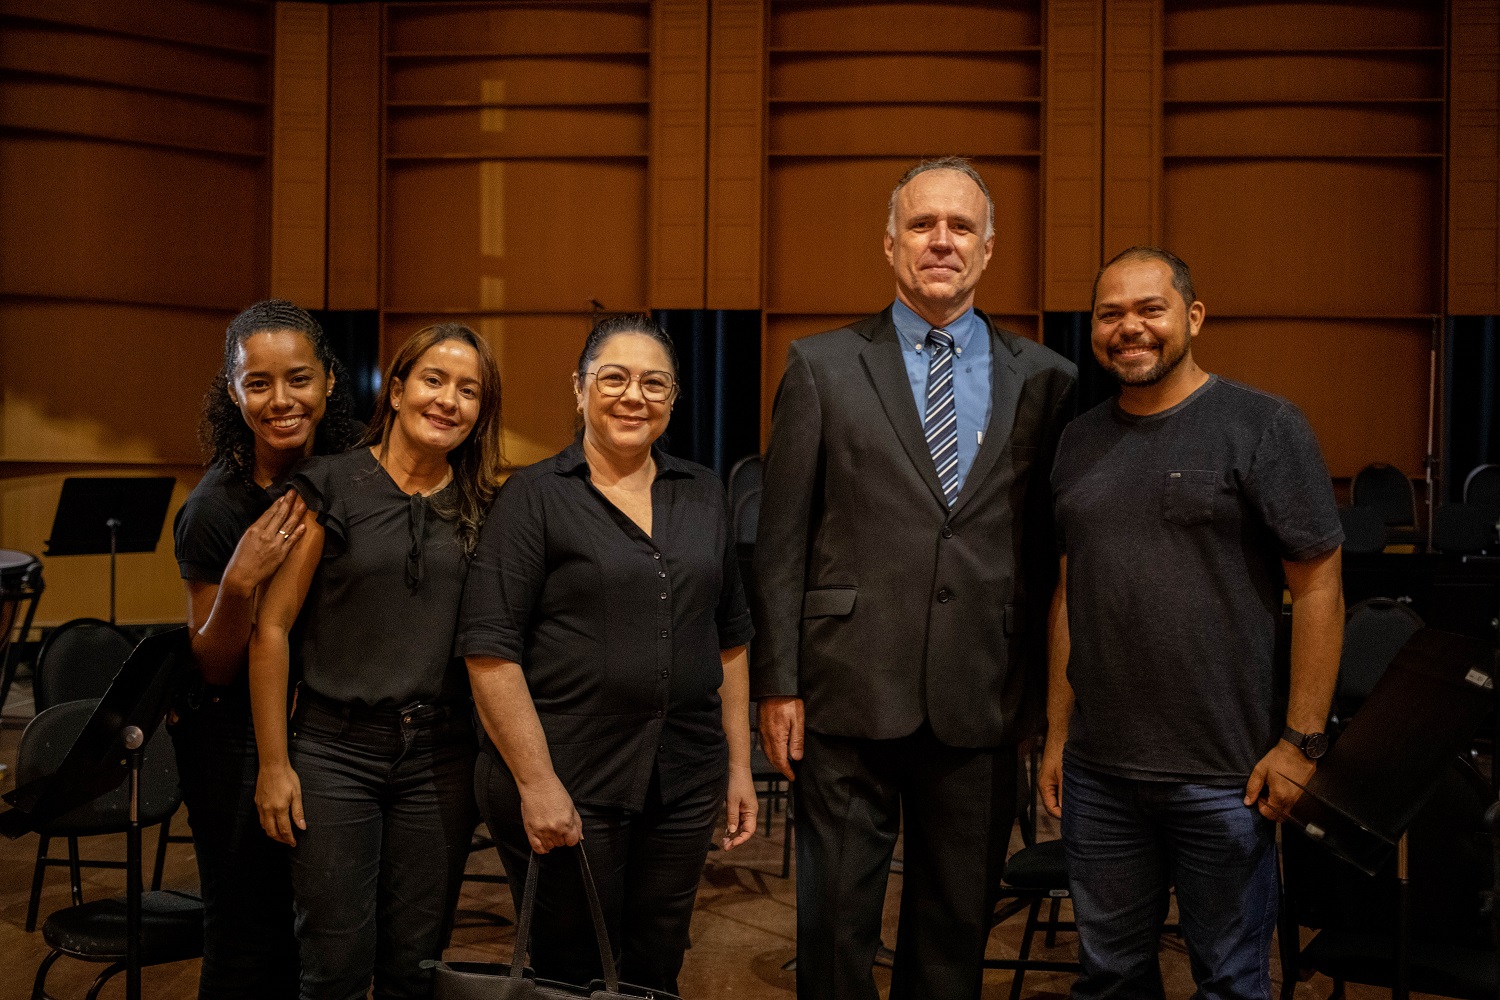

{"left": 476, "top": 742, "right": 721, "bottom": 995}
{"left": 171, "top": 693, "right": 300, "bottom": 1000}
{"left": 288, "top": 692, "right": 478, "bottom": 1000}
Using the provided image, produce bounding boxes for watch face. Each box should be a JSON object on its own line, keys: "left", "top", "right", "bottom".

{"left": 1304, "top": 732, "right": 1329, "bottom": 760}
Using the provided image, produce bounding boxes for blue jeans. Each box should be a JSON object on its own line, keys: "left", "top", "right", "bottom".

{"left": 1061, "top": 762, "right": 1278, "bottom": 1000}
{"left": 289, "top": 693, "right": 478, "bottom": 1000}
{"left": 171, "top": 694, "right": 299, "bottom": 999}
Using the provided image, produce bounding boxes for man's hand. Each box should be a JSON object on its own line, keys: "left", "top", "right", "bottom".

{"left": 1039, "top": 737, "right": 1065, "bottom": 819}
{"left": 519, "top": 775, "right": 583, "bottom": 854}
{"left": 759, "top": 696, "right": 804, "bottom": 782}
{"left": 1244, "top": 740, "right": 1314, "bottom": 822}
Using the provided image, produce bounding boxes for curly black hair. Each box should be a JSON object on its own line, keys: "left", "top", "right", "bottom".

{"left": 198, "top": 300, "right": 362, "bottom": 482}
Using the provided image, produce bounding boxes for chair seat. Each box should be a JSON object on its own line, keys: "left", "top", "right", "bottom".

{"left": 1002, "top": 838, "right": 1068, "bottom": 890}
{"left": 1301, "top": 928, "right": 1496, "bottom": 1000}
{"left": 42, "top": 890, "right": 204, "bottom": 963}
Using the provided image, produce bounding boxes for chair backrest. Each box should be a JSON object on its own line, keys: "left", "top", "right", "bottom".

{"left": 1337, "top": 598, "right": 1424, "bottom": 705}
{"left": 1350, "top": 463, "right": 1416, "bottom": 527}
{"left": 1337, "top": 505, "right": 1387, "bottom": 554}
{"left": 35, "top": 618, "right": 134, "bottom": 711}
{"left": 1463, "top": 463, "right": 1500, "bottom": 509}
{"left": 15, "top": 699, "right": 181, "bottom": 834}
{"left": 734, "top": 487, "right": 761, "bottom": 549}
{"left": 1432, "top": 503, "right": 1497, "bottom": 555}
{"left": 727, "top": 454, "right": 763, "bottom": 508}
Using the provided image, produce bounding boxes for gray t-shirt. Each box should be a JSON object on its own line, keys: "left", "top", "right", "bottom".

{"left": 1052, "top": 375, "right": 1343, "bottom": 785}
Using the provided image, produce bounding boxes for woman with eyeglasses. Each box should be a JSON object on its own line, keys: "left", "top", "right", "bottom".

{"left": 250, "top": 323, "right": 503, "bottom": 999}
{"left": 457, "top": 314, "right": 756, "bottom": 995}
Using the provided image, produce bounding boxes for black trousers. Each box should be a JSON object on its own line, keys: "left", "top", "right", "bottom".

{"left": 794, "top": 724, "right": 1018, "bottom": 1000}
{"left": 476, "top": 745, "right": 721, "bottom": 996}
{"left": 170, "top": 695, "right": 300, "bottom": 1000}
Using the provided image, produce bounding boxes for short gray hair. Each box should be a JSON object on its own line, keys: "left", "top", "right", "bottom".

{"left": 886, "top": 157, "right": 995, "bottom": 241}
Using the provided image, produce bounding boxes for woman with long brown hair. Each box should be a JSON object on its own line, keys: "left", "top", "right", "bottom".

{"left": 250, "top": 322, "right": 503, "bottom": 1000}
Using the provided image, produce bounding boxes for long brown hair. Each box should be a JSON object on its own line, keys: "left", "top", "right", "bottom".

{"left": 363, "top": 323, "right": 503, "bottom": 555}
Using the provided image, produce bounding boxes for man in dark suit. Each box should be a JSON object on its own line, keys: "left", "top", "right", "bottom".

{"left": 751, "top": 157, "right": 1077, "bottom": 1000}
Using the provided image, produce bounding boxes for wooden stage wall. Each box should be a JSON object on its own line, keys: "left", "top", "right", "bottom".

{"left": 1, "top": 0, "right": 1497, "bottom": 625}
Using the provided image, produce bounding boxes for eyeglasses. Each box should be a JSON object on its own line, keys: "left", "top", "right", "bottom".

{"left": 586, "top": 365, "right": 677, "bottom": 402}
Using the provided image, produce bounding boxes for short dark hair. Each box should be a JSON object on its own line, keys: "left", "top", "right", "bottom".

{"left": 887, "top": 156, "right": 995, "bottom": 241}
{"left": 575, "top": 313, "right": 679, "bottom": 382}
{"left": 1091, "top": 246, "right": 1197, "bottom": 311}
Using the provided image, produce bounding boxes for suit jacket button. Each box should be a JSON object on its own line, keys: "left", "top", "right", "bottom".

{"left": 941, "top": 525, "right": 953, "bottom": 539}
{"left": 937, "top": 588, "right": 951, "bottom": 603}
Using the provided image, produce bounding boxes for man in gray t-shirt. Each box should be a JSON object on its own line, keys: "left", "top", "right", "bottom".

{"left": 1041, "top": 247, "right": 1345, "bottom": 1000}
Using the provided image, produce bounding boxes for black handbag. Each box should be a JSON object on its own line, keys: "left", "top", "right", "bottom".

{"left": 428, "top": 847, "right": 683, "bottom": 1000}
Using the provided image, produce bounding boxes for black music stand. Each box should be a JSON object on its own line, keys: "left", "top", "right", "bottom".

{"left": 0, "top": 627, "right": 193, "bottom": 1000}
{"left": 45, "top": 477, "right": 174, "bottom": 625}
{"left": 1284, "top": 628, "right": 1498, "bottom": 1000}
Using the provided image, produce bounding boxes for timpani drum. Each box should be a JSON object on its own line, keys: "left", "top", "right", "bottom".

{"left": 0, "top": 549, "right": 44, "bottom": 715}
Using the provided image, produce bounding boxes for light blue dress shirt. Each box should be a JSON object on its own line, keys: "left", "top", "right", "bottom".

{"left": 892, "top": 299, "right": 993, "bottom": 494}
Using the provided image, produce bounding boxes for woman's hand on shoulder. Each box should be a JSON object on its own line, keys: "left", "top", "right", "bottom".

{"left": 255, "top": 761, "right": 306, "bottom": 846}
{"left": 720, "top": 766, "right": 758, "bottom": 851}
{"left": 518, "top": 775, "right": 582, "bottom": 854}
{"left": 222, "top": 492, "right": 308, "bottom": 597}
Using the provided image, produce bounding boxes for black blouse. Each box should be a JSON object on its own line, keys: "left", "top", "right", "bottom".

{"left": 456, "top": 438, "right": 754, "bottom": 811}
{"left": 292, "top": 448, "right": 471, "bottom": 708}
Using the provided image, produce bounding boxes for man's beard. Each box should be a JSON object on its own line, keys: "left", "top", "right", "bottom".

{"left": 1104, "top": 335, "right": 1189, "bottom": 387}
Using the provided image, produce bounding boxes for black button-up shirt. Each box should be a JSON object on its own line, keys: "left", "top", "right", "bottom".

{"left": 456, "top": 439, "right": 754, "bottom": 810}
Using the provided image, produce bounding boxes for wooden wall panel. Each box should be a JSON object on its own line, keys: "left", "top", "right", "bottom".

{"left": 0, "top": 2, "right": 271, "bottom": 626}
{"left": 328, "top": 2, "right": 381, "bottom": 309}
{"left": 1449, "top": 0, "right": 1500, "bottom": 313}
{"left": 270, "top": 1, "right": 328, "bottom": 306}
{"left": 1191, "top": 319, "right": 1431, "bottom": 478}
{"left": 1102, "top": 0, "right": 1162, "bottom": 255}
{"left": 1044, "top": 0, "right": 1103, "bottom": 311}
{"left": 649, "top": 0, "right": 708, "bottom": 308}
{"left": 706, "top": 0, "right": 764, "bottom": 309}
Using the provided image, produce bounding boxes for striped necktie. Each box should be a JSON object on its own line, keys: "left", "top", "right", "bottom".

{"left": 924, "top": 327, "right": 959, "bottom": 506}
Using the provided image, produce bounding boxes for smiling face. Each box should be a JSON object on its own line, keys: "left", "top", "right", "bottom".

{"left": 884, "top": 168, "right": 994, "bottom": 326}
{"left": 574, "top": 331, "right": 676, "bottom": 461}
{"left": 1091, "top": 257, "right": 1205, "bottom": 389}
{"left": 228, "top": 328, "right": 332, "bottom": 467}
{"left": 388, "top": 338, "right": 483, "bottom": 458}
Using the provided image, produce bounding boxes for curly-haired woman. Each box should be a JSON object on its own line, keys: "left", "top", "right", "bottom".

{"left": 170, "top": 299, "right": 362, "bottom": 999}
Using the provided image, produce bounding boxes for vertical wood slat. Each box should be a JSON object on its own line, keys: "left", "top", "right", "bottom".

{"left": 270, "top": 1, "right": 328, "bottom": 307}
{"left": 1044, "top": 0, "right": 1103, "bottom": 311}
{"left": 1102, "top": 0, "right": 1162, "bottom": 257}
{"left": 706, "top": 0, "right": 764, "bottom": 310}
{"left": 328, "top": 3, "right": 380, "bottom": 310}
{"left": 649, "top": 0, "right": 709, "bottom": 309}
{"left": 1449, "top": 0, "right": 1500, "bottom": 314}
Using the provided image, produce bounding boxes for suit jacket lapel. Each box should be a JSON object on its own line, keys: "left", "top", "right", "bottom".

{"left": 859, "top": 311, "right": 947, "bottom": 509}
{"left": 951, "top": 312, "right": 1023, "bottom": 516}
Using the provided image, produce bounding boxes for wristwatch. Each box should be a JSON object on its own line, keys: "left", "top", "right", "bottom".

{"left": 1281, "top": 726, "right": 1329, "bottom": 761}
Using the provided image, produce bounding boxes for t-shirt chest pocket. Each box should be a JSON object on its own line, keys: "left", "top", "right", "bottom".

{"left": 1162, "top": 470, "right": 1219, "bottom": 526}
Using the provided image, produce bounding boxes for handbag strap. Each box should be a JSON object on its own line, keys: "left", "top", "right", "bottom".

{"left": 510, "top": 847, "right": 621, "bottom": 993}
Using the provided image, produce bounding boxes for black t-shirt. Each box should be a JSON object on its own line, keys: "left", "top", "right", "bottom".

{"left": 173, "top": 461, "right": 272, "bottom": 699}
{"left": 1052, "top": 376, "right": 1344, "bottom": 785}
{"left": 292, "top": 448, "right": 472, "bottom": 708}
{"left": 456, "top": 438, "right": 755, "bottom": 811}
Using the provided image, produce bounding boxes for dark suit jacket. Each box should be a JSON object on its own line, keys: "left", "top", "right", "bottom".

{"left": 749, "top": 307, "right": 1077, "bottom": 748}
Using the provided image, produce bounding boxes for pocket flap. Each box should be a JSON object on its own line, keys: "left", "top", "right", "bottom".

{"left": 802, "top": 587, "right": 857, "bottom": 618}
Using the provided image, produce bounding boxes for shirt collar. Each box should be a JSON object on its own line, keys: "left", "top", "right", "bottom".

{"left": 553, "top": 434, "right": 695, "bottom": 480}
{"left": 891, "top": 299, "right": 984, "bottom": 356}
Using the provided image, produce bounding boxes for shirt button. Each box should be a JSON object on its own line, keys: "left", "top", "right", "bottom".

{"left": 653, "top": 552, "right": 661, "bottom": 560}
{"left": 654, "top": 709, "right": 664, "bottom": 719}
{"left": 659, "top": 591, "right": 668, "bottom": 600}
{"left": 659, "top": 630, "right": 668, "bottom": 639}
{"left": 658, "top": 570, "right": 666, "bottom": 578}
{"left": 941, "top": 525, "right": 953, "bottom": 538}
{"left": 660, "top": 670, "right": 669, "bottom": 679}
{"left": 937, "top": 589, "right": 951, "bottom": 603}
